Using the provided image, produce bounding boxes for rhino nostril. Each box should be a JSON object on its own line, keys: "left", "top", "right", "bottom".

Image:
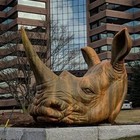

{"left": 50, "top": 103, "right": 62, "bottom": 111}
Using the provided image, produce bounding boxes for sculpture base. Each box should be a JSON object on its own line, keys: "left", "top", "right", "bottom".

{"left": 0, "top": 125, "right": 140, "bottom": 140}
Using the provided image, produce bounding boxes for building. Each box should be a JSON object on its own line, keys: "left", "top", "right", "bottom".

{"left": 87, "top": 0, "right": 140, "bottom": 98}
{"left": 0, "top": 0, "right": 50, "bottom": 107}
{"left": 87, "top": 0, "right": 140, "bottom": 60}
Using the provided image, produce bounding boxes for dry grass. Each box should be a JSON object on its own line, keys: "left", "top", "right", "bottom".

{"left": 114, "top": 135, "right": 140, "bottom": 140}
{"left": 115, "top": 109, "right": 140, "bottom": 124}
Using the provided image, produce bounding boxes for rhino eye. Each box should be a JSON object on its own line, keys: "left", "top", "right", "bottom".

{"left": 82, "top": 88, "right": 94, "bottom": 95}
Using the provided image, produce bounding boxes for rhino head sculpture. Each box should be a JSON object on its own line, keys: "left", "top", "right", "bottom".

{"left": 21, "top": 27, "right": 132, "bottom": 125}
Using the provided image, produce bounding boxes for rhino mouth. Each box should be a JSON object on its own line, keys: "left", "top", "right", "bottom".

{"left": 30, "top": 96, "right": 88, "bottom": 124}
{"left": 29, "top": 97, "right": 68, "bottom": 122}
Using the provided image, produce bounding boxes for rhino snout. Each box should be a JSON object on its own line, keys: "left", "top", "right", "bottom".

{"left": 29, "top": 97, "right": 70, "bottom": 121}
{"left": 48, "top": 99, "right": 68, "bottom": 111}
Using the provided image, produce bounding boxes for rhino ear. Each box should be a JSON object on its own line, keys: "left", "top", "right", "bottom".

{"left": 111, "top": 28, "right": 132, "bottom": 71}
{"left": 81, "top": 46, "right": 101, "bottom": 69}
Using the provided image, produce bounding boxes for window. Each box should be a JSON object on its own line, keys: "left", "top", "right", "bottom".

{"left": 18, "top": 0, "right": 46, "bottom": 8}
{"left": 99, "top": 18, "right": 106, "bottom": 26}
{"left": 90, "top": 0, "right": 96, "bottom": 3}
{"left": 100, "top": 45, "right": 111, "bottom": 52}
{"left": 18, "top": 12, "right": 46, "bottom": 20}
{"left": 90, "top": 35, "right": 98, "bottom": 42}
{"left": 90, "top": 8, "right": 98, "bottom": 16}
{"left": 90, "top": 22, "right": 98, "bottom": 29}
{"left": 130, "top": 47, "right": 140, "bottom": 53}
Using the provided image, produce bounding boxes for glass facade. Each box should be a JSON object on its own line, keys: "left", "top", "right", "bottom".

{"left": 50, "top": 0, "right": 87, "bottom": 71}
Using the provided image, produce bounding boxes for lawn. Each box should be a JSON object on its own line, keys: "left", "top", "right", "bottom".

{"left": 112, "top": 109, "right": 140, "bottom": 140}
{"left": 115, "top": 109, "right": 140, "bottom": 124}
{"left": 114, "top": 135, "right": 140, "bottom": 140}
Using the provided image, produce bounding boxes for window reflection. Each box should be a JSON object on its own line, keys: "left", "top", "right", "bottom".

{"left": 18, "top": 12, "right": 46, "bottom": 20}
{"left": 131, "top": 47, "right": 140, "bottom": 53}
{"left": 50, "top": 0, "right": 87, "bottom": 70}
{"left": 18, "top": 0, "right": 46, "bottom": 8}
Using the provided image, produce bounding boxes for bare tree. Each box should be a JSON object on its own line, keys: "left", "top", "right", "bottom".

{"left": 0, "top": 32, "right": 34, "bottom": 112}
{"left": 0, "top": 20, "right": 74, "bottom": 112}
{"left": 28, "top": 20, "right": 75, "bottom": 70}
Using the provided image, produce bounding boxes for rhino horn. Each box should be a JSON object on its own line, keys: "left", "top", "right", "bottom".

{"left": 81, "top": 46, "right": 101, "bottom": 69}
{"left": 111, "top": 28, "right": 132, "bottom": 72}
{"left": 21, "top": 27, "right": 58, "bottom": 85}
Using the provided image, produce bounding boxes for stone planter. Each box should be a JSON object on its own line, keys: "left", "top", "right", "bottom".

{"left": 0, "top": 125, "right": 140, "bottom": 140}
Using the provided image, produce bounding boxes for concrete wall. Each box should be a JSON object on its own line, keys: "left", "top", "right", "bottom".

{"left": 0, "top": 125, "right": 140, "bottom": 140}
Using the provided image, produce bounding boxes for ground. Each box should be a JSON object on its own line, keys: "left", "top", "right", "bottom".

{"left": 0, "top": 111, "right": 34, "bottom": 127}
{"left": 0, "top": 109, "right": 140, "bottom": 128}
{"left": 115, "top": 109, "right": 140, "bottom": 124}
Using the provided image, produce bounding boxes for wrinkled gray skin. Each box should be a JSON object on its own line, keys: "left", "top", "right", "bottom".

{"left": 21, "top": 27, "right": 132, "bottom": 125}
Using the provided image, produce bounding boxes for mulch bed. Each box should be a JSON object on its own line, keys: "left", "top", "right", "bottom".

{"left": 0, "top": 111, "right": 140, "bottom": 128}
{"left": 0, "top": 112, "right": 35, "bottom": 128}
{"left": 0, "top": 111, "right": 79, "bottom": 128}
